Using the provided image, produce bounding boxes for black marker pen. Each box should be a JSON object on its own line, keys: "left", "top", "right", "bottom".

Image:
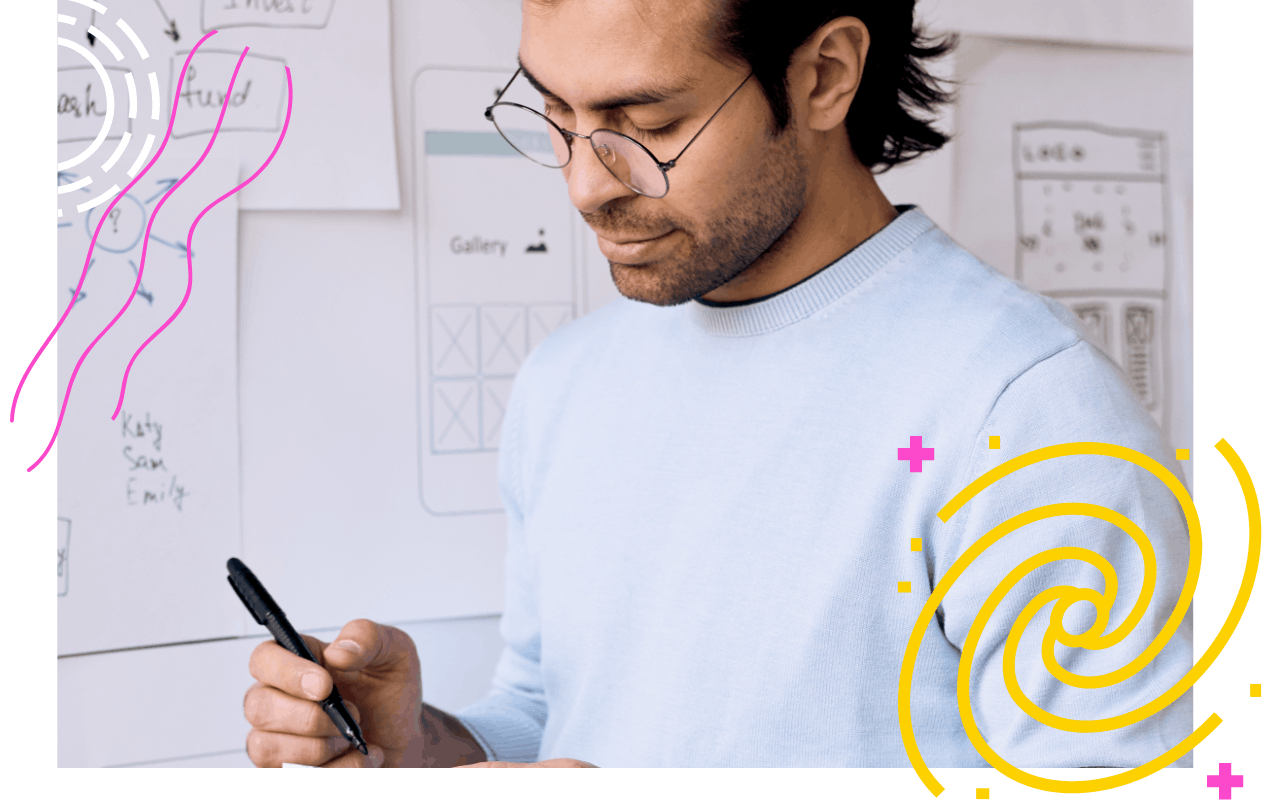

{"left": 227, "top": 557, "right": 369, "bottom": 757}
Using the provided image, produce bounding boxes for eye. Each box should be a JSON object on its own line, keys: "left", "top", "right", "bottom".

{"left": 543, "top": 100, "right": 573, "bottom": 123}
{"left": 626, "top": 120, "right": 683, "bottom": 142}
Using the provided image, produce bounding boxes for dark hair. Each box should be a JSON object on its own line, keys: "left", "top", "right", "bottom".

{"left": 705, "top": 1, "right": 955, "bottom": 172}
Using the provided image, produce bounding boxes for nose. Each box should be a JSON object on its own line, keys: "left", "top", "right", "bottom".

{"left": 563, "top": 134, "right": 637, "bottom": 215}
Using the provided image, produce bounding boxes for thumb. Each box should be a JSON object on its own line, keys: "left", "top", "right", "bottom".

{"left": 322, "top": 618, "right": 378, "bottom": 671}
{"left": 323, "top": 619, "right": 413, "bottom": 673}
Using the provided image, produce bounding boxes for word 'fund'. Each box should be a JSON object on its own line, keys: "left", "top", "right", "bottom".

{"left": 181, "top": 67, "right": 252, "bottom": 111}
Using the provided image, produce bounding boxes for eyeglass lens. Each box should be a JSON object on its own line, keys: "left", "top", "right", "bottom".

{"left": 490, "top": 104, "right": 668, "bottom": 198}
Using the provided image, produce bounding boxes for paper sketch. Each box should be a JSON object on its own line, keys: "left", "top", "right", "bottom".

{"left": 59, "top": 0, "right": 397, "bottom": 210}
{"left": 950, "top": 42, "right": 1190, "bottom": 441}
{"left": 414, "top": 67, "right": 580, "bottom": 515}
{"left": 1013, "top": 122, "right": 1170, "bottom": 413}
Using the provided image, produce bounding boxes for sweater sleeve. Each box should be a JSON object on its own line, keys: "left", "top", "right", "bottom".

{"left": 933, "top": 340, "right": 1194, "bottom": 768}
{"left": 452, "top": 376, "right": 548, "bottom": 762}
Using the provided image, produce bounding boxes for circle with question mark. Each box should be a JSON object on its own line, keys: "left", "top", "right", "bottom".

{"left": 83, "top": 193, "right": 147, "bottom": 254}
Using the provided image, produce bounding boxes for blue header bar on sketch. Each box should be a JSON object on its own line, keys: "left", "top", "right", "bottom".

{"left": 425, "top": 131, "right": 520, "bottom": 156}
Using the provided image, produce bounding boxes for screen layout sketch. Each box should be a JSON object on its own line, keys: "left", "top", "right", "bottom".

{"left": 1013, "top": 123, "right": 1171, "bottom": 424}
{"left": 414, "top": 68, "right": 579, "bottom": 515}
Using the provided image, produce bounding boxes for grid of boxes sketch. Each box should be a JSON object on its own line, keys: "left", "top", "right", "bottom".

{"left": 429, "top": 303, "right": 573, "bottom": 454}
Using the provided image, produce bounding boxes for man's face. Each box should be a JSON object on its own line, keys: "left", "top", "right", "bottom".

{"left": 520, "top": 0, "right": 809, "bottom": 306}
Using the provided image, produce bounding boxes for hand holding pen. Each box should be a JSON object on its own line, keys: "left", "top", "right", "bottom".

{"left": 231, "top": 558, "right": 423, "bottom": 767}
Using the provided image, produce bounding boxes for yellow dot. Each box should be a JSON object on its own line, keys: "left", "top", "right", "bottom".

{"left": 897, "top": 581, "right": 911, "bottom": 593}
{"left": 1251, "top": 683, "right": 1261, "bottom": 697}
{"left": 989, "top": 436, "right": 1000, "bottom": 450}
{"left": 977, "top": 790, "right": 990, "bottom": 800}
{"left": 910, "top": 538, "right": 923, "bottom": 552}
{"left": 1176, "top": 449, "right": 1190, "bottom": 460}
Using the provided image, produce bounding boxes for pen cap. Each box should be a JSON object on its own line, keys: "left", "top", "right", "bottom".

{"left": 226, "top": 557, "right": 278, "bottom": 626}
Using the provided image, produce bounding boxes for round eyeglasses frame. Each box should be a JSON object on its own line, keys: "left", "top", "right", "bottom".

{"left": 485, "top": 67, "right": 755, "bottom": 199}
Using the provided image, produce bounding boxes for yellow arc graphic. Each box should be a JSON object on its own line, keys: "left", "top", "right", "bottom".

{"left": 897, "top": 439, "right": 1260, "bottom": 795}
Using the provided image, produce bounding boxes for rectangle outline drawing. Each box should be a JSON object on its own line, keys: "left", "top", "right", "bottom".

{"left": 167, "top": 49, "right": 288, "bottom": 139}
{"left": 58, "top": 517, "right": 72, "bottom": 598}
{"left": 201, "top": 0, "right": 336, "bottom": 31}
{"left": 57, "top": 66, "right": 135, "bottom": 143}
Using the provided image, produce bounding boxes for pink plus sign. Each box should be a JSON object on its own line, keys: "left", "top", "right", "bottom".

{"left": 898, "top": 436, "right": 935, "bottom": 473}
{"left": 1208, "top": 763, "right": 1244, "bottom": 799}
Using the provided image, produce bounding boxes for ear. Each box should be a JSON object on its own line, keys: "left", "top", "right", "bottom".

{"left": 788, "top": 16, "right": 871, "bottom": 133}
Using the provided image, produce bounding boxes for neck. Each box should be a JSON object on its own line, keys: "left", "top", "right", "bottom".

{"left": 700, "top": 149, "right": 898, "bottom": 304}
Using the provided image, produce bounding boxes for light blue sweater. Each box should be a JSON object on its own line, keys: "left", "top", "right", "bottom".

{"left": 454, "top": 208, "right": 1193, "bottom": 768}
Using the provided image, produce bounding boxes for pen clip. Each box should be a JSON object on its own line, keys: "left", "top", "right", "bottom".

{"left": 228, "top": 574, "right": 267, "bottom": 626}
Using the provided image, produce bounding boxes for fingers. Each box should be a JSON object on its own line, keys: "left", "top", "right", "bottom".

{"left": 244, "top": 681, "right": 362, "bottom": 737}
{"left": 246, "top": 727, "right": 365, "bottom": 768}
{"left": 248, "top": 639, "right": 333, "bottom": 702}
{"left": 243, "top": 687, "right": 377, "bottom": 768}
{"left": 322, "top": 619, "right": 418, "bottom": 674}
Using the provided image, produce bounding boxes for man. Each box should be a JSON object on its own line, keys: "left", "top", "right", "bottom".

{"left": 243, "top": 0, "right": 1192, "bottom": 768}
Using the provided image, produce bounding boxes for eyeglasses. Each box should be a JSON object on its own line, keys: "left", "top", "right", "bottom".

{"left": 485, "top": 67, "right": 755, "bottom": 199}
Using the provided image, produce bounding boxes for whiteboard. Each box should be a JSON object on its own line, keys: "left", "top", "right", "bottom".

{"left": 52, "top": 128, "right": 246, "bottom": 654}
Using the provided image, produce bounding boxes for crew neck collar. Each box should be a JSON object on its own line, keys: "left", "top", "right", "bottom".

{"left": 687, "top": 206, "right": 934, "bottom": 337}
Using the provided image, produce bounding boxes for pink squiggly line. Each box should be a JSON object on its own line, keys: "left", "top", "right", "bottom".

{"left": 21, "top": 38, "right": 247, "bottom": 472}
{"left": 113, "top": 66, "right": 294, "bottom": 421}
{"left": 11, "top": 30, "right": 217, "bottom": 427}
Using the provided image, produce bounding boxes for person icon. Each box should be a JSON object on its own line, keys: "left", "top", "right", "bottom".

{"left": 526, "top": 228, "right": 548, "bottom": 253}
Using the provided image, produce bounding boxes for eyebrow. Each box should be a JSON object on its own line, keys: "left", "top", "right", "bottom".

{"left": 517, "top": 57, "right": 697, "bottom": 113}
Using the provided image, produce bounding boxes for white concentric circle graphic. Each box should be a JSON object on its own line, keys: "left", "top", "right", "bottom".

{"left": 57, "top": 0, "right": 161, "bottom": 218}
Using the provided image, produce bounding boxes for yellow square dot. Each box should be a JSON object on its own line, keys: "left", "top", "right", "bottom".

{"left": 1176, "top": 449, "right": 1190, "bottom": 460}
{"left": 977, "top": 790, "right": 990, "bottom": 800}
{"left": 1251, "top": 683, "right": 1261, "bottom": 697}
{"left": 910, "top": 538, "right": 923, "bottom": 552}
{"left": 897, "top": 581, "right": 911, "bottom": 593}
{"left": 989, "top": 436, "right": 1000, "bottom": 450}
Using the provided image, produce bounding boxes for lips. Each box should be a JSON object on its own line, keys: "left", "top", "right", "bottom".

{"left": 598, "top": 230, "right": 672, "bottom": 245}
{"left": 595, "top": 229, "right": 677, "bottom": 264}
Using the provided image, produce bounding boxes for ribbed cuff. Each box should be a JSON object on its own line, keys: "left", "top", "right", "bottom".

{"left": 454, "top": 694, "right": 547, "bottom": 763}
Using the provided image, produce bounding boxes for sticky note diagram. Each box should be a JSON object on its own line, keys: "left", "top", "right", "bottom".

{"left": 1013, "top": 123, "right": 1170, "bottom": 422}
{"left": 414, "top": 68, "right": 578, "bottom": 515}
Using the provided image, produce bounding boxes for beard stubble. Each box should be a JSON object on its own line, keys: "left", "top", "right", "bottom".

{"left": 587, "top": 125, "right": 810, "bottom": 307}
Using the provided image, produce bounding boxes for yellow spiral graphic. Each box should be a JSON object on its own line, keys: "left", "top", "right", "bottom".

{"left": 898, "top": 438, "right": 1260, "bottom": 795}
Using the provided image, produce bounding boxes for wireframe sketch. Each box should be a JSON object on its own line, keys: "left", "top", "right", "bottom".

{"left": 414, "top": 67, "right": 579, "bottom": 514}
{"left": 1014, "top": 122, "right": 1169, "bottom": 416}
